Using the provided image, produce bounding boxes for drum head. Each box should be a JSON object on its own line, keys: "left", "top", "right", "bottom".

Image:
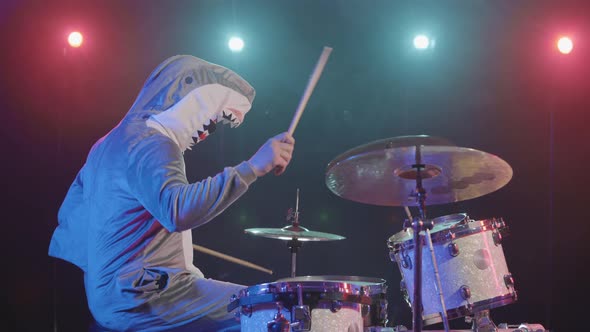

{"left": 430, "top": 213, "right": 468, "bottom": 233}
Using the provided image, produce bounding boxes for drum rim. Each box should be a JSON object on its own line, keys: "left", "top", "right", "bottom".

{"left": 387, "top": 213, "right": 468, "bottom": 244}
{"left": 275, "top": 275, "right": 386, "bottom": 284}
{"left": 243, "top": 275, "right": 387, "bottom": 297}
{"left": 388, "top": 217, "right": 506, "bottom": 251}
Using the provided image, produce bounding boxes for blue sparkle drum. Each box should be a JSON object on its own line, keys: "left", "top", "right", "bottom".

{"left": 229, "top": 275, "right": 389, "bottom": 331}
{"left": 387, "top": 213, "right": 517, "bottom": 325}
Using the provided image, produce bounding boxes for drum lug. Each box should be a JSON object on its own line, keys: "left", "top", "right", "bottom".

{"left": 504, "top": 273, "right": 517, "bottom": 301}
{"left": 492, "top": 230, "right": 502, "bottom": 246}
{"left": 503, "top": 273, "right": 514, "bottom": 287}
{"left": 460, "top": 285, "right": 472, "bottom": 300}
{"left": 400, "top": 251, "right": 412, "bottom": 269}
{"left": 330, "top": 300, "right": 343, "bottom": 313}
{"left": 241, "top": 304, "right": 253, "bottom": 318}
{"left": 448, "top": 242, "right": 460, "bottom": 257}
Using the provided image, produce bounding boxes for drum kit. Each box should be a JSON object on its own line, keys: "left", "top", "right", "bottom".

{"left": 224, "top": 134, "right": 541, "bottom": 332}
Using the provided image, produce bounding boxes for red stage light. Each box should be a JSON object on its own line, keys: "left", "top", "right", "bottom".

{"left": 68, "top": 31, "right": 83, "bottom": 48}
{"left": 557, "top": 36, "right": 573, "bottom": 54}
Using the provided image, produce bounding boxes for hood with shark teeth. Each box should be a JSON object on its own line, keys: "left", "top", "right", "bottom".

{"left": 126, "top": 55, "right": 255, "bottom": 152}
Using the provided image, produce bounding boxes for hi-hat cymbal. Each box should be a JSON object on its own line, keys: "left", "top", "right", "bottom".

{"left": 245, "top": 225, "right": 345, "bottom": 241}
{"left": 325, "top": 136, "right": 512, "bottom": 206}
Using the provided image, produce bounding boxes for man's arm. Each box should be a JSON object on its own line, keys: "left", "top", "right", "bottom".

{"left": 126, "top": 135, "right": 257, "bottom": 232}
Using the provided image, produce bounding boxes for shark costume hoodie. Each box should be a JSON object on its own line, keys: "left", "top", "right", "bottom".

{"left": 49, "top": 55, "right": 257, "bottom": 331}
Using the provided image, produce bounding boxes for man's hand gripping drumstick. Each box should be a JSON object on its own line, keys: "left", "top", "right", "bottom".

{"left": 248, "top": 46, "right": 332, "bottom": 176}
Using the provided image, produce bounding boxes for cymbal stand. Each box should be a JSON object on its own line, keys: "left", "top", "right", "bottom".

{"left": 410, "top": 145, "right": 426, "bottom": 332}
{"left": 409, "top": 144, "right": 449, "bottom": 332}
{"left": 287, "top": 238, "right": 302, "bottom": 278}
{"left": 404, "top": 205, "right": 450, "bottom": 332}
{"left": 425, "top": 226, "right": 450, "bottom": 332}
{"left": 287, "top": 189, "right": 303, "bottom": 278}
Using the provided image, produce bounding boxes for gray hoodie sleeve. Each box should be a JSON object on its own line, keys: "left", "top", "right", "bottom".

{"left": 127, "top": 134, "right": 257, "bottom": 232}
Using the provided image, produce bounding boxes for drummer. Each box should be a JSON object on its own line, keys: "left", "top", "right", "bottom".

{"left": 48, "top": 55, "right": 295, "bottom": 331}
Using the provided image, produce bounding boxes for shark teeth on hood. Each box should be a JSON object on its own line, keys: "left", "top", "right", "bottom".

{"left": 190, "top": 119, "right": 217, "bottom": 146}
{"left": 203, "top": 119, "right": 217, "bottom": 134}
{"left": 219, "top": 110, "right": 240, "bottom": 128}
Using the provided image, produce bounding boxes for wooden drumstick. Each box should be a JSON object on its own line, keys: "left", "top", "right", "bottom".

{"left": 192, "top": 244, "right": 273, "bottom": 275}
{"left": 403, "top": 206, "right": 413, "bottom": 221}
{"left": 287, "top": 46, "right": 333, "bottom": 136}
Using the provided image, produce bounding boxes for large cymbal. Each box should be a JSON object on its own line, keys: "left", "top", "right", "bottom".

{"left": 325, "top": 136, "right": 512, "bottom": 206}
{"left": 245, "top": 225, "right": 345, "bottom": 241}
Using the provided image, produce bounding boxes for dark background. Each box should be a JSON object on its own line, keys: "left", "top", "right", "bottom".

{"left": 2, "top": 0, "right": 589, "bottom": 331}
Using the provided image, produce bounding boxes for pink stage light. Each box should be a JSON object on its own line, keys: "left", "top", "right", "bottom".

{"left": 557, "top": 36, "right": 573, "bottom": 54}
{"left": 68, "top": 31, "right": 83, "bottom": 48}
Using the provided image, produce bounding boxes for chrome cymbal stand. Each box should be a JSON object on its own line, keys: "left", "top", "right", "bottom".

{"left": 407, "top": 145, "right": 449, "bottom": 332}
{"left": 287, "top": 189, "right": 302, "bottom": 278}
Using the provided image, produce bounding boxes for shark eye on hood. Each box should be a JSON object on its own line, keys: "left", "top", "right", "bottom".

{"left": 184, "top": 76, "right": 193, "bottom": 84}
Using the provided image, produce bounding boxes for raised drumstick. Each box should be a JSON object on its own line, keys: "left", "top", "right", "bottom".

{"left": 192, "top": 244, "right": 273, "bottom": 275}
{"left": 274, "top": 46, "right": 332, "bottom": 175}
{"left": 287, "top": 46, "right": 333, "bottom": 136}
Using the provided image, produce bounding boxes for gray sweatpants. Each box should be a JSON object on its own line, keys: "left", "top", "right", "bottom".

{"left": 163, "top": 278, "right": 244, "bottom": 332}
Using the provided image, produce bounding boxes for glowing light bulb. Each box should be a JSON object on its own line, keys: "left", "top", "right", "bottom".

{"left": 557, "top": 36, "right": 573, "bottom": 54}
{"left": 68, "top": 31, "right": 83, "bottom": 48}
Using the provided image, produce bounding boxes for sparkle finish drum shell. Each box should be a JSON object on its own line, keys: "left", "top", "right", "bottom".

{"left": 231, "top": 275, "right": 389, "bottom": 331}
{"left": 388, "top": 214, "right": 517, "bottom": 325}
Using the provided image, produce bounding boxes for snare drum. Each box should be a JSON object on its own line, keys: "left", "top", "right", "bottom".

{"left": 229, "top": 275, "right": 389, "bottom": 331}
{"left": 387, "top": 213, "right": 517, "bottom": 325}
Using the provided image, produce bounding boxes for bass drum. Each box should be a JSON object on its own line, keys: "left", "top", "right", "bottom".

{"left": 229, "top": 275, "right": 389, "bottom": 331}
{"left": 387, "top": 213, "right": 517, "bottom": 325}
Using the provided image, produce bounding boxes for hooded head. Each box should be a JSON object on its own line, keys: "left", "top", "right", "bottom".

{"left": 127, "top": 55, "right": 255, "bottom": 151}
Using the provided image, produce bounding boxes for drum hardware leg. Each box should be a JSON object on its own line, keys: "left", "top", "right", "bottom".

{"left": 291, "top": 283, "right": 311, "bottom": 331}
{"left": 400, "top": 279, "right": 411, "bottom": 308}
{"left": 381, "top": 301, "right": 389, "bottom": 327}
{"left": 497, "top": 322, "right": 546, "bottom": 331}
{"left": 267, "top": 302, "right": 291, "bottom": 332}
{"left": 469, "top": 309, "right": 498, "bottom": 332}
{"left": 361, "top": 303, "right": 371, "bottom": 323}
{"left": 290, "top": 305, "right": 311, "bottom": 331}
